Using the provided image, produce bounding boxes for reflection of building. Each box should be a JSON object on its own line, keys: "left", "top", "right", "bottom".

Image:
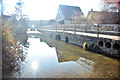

{"left": 56, "top": 5, "right": 84, "bottom": 24}
{"left": 87, "top": 11, "right": 119, "bottom": 24}
{"left": 55, "top": 48, "right": 94, "bottom": 70}
{"left": 55, "top": 48, "right": 79, "bottom": 62}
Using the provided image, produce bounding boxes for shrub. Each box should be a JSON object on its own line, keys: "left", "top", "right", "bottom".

{"left": 2, "top": 22, "right": 26, "bottom": 77}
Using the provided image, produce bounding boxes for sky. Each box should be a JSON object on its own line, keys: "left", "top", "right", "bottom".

{"left": 3, "top": 0, "right": 102, "bottom": 20}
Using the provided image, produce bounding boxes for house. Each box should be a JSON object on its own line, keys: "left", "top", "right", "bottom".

{"left": 40, "top": 20, "right": 55, "bottom": 26}
{"left": 56, "top": 5, "right": 84, "bottom": 24}
{"left": 29, "top": 20, "right": 40, "bottom": 27}
{"left": 87, "top": 11, "right": 119, "bottom": 24}
{"left": 29, "top": 20, "right": 55, "bottom": 28}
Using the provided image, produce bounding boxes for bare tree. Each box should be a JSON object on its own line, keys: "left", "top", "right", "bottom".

{"left": 100, "top": 1, "right": 119, "bottom": 12}
{"left": 14, "top": 0, "right": 24, "bottom": 20}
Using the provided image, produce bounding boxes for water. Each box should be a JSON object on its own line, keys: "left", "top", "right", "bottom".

{"left": 6, "top": 34, "right": 119, "bottom": 78}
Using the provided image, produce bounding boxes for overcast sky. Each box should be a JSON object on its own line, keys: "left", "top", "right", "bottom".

{"left": 3, "top": 0, "right": 102, "bottom": 20}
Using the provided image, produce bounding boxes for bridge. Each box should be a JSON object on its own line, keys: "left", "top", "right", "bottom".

{"left": 33, "top": 24, "right": 120, "bottom": 58}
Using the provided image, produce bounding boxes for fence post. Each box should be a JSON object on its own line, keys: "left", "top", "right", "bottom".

{"left": 56, "top": 25, "right": 57, "bottom": 31}
{"left": 63, "top": 25, "right": 64, "bottom": 32}
{"left": 97, "top": 24, "right": 99, "bottom": 37}
{"left": 74, "top": 24, "right": 76, "bottom": 34}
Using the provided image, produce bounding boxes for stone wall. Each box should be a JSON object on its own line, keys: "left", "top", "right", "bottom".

{"left": 40, "top": 30, "right": 120, "bottom": 58}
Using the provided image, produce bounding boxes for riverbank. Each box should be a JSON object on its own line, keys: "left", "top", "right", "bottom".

{"left": 39, "top": 30, "right": 120, "bottom": 59}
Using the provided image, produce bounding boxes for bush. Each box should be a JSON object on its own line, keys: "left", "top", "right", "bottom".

{"left": 2, "top": 22, "right": 26, "bottom": 77}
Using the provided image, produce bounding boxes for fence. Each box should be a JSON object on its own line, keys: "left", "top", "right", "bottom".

{"left": 37, "top": 24, "right": 120, "bottom": 33}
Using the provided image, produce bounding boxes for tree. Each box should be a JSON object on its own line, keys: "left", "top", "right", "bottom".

{"left": 14, "top": 0, "right": 24, "bottom": 20}
{"left": 100, "top": 1, "right": 119, "bottom": 12}
{"left": 100, "top": 0, "right": 120, "bottom": 24}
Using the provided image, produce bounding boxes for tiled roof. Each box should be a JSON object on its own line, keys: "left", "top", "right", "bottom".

{"left": 56, "top": 5, "right": 83, "bottom": 21}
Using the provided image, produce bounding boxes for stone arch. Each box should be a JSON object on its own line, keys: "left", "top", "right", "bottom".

{"left": 55, "top": 35, "right": 61, "bottom": 40}
{"left": 105, "top": 42, "right": 111, "bottom": 49}
{"left": 65, "top": 37, "right": 69, "bottom": 42}
{"left": 112, "top": 43, "right": 120, "bottom": 50}
{"left": 98, "top": 40, "right": 104, "bottom": 47}
{"left": 50, "top": 34, "right": 52, "bottom": 38}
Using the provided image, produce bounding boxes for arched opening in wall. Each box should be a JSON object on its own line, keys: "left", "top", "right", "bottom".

{"left": 50, "top": 34, "right": 52, "bottom": 38}
{"left": 105, "top": 42, "right": 111, "bottom": 49}
{"left": 55, "top": 35, "right": 61, "bottom": 40}
{"left": 65, "top": 37, "right": 69, "bottom": 42}
{"left": 98, "top": 41, "right": 103, "bottom": 47}
{"left": 112, "top": 43, "right": 120, "bottom": 50}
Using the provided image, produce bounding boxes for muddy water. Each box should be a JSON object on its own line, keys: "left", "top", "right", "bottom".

{"left": 10, "top": 34, "right": 119, "bottom": 78}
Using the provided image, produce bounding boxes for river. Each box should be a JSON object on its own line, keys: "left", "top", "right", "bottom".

{"left": 4, "top": 33, "right": 119, "bottom": 78}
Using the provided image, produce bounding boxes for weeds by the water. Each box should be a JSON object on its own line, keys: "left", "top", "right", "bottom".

{"left": 2, "top": 22, "right": 26, "bottom": 77}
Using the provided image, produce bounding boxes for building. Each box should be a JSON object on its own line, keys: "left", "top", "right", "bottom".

{"left": 29, "top": 20, "right": 55, "bottom": 28}
{"left": 87, "top": 11, "right": 119, "bottom": 24}
{"left": 29, "top": 20, "right": 40, "bottom": 27}
{"left": 40, "top": 20, "right": 55, "bottom": 26}
{"left": 56, "top": 5, "right": 84, "bottom": 24}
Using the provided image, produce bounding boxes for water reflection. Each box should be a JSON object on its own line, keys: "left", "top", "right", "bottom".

{"left": 11, "top": 34, "right": 119, "bottom": 78}
{"left": 39, "top": 35, "right": 119, "bottom": 78}
{"left": 76, "top": 57, "right": 94, "bottom": 70}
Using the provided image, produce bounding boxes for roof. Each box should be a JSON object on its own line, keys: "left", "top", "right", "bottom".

{"left": 2, "top": 15, "right": 11, "bottom": 18}
{"left": 87, "top": 11, "right": 119, "bottom": 24}
{"left": 56, "top": 5, "right": 83, "bottom": 21}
